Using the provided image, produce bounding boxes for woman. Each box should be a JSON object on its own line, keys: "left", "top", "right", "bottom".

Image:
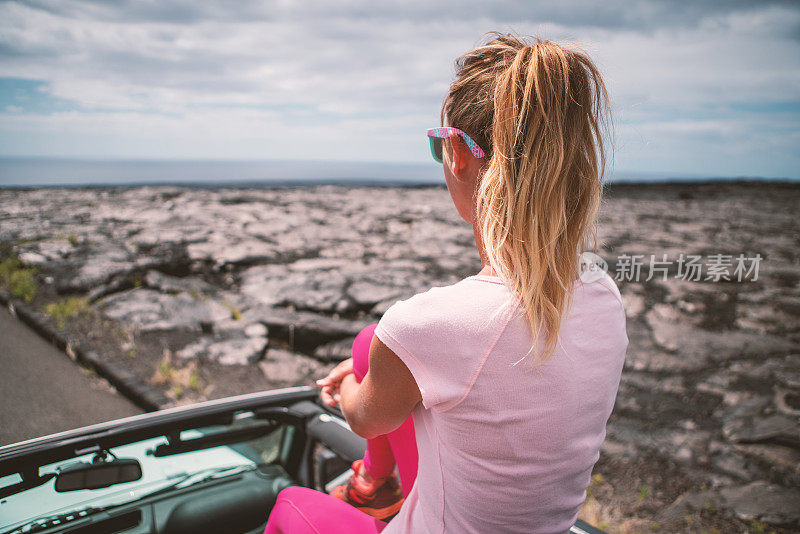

{"left": 265, "top": 32, "right": 628, "bottom": 534}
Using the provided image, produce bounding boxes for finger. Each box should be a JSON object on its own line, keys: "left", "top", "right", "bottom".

{"left": 318, "top": 375, "right": 343, "bottom": 391}
{"left": 327, "top": 367, "right": 347, "bottom": 382}
{"left": 318, "top": 371, "right": 336, "bottom": 384}
{"left": 335, "top": 358, "right": 353, "bottom": 374}
{"left": 327, "top": 393, "right": 339, "bottom": 407}
{"left": 319, "top": 362, "right": 348, "bottom": 383}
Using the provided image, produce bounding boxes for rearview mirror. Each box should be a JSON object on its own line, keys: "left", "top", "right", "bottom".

{"left": 55, "top": 458, "right": 142, "bottom": 492}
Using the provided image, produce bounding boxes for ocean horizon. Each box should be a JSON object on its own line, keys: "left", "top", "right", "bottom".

{"left": 0, "top": 157, "right": 796, "bottom": 188}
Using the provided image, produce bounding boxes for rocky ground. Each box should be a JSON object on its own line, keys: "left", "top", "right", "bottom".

{"left": 1, "top": 181, "right": 798, "bottom": 533}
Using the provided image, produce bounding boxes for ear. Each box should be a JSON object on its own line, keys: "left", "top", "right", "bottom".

{"left": 447, "top": 136, "right": 473, "bottom": 182}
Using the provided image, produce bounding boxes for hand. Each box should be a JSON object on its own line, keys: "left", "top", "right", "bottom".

{"left": 316, "top": 358, "right": 354, "bottom": 407}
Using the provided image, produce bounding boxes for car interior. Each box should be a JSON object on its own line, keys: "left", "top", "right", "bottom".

{"left": 0, "top": 387, "right": 604, "bottom": 534}
{"left": 0, "top": 388, "right": 361, "bottom": 534}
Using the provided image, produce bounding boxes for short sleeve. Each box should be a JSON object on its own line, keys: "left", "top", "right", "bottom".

{"left": 373, "top": 284, "right": 515, "bottom": 410}
{"left": 374, "top": 296, "right": 442, "bottom": 409}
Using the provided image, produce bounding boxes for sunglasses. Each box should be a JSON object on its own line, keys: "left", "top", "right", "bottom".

{"left": 427, "top": 127, "right": 486, "bottom": 164}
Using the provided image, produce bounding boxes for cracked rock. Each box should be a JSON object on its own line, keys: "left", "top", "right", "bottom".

{"left": 723, "top": 414, "right": 800, "bottom": 447}
{"left": 100, "top": 288, "right": 230, "bottom": 332}
{"left": 258, "top": 348, "right": 319, "bottom": 384}
{"left": 313, "top": 336, "right": 357, "bottom": 362}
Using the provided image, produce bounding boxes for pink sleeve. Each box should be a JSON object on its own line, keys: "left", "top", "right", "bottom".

{"left": 375, "top": 290, "right": 450, "bottom": 409}
{"left": 373, "top": 286, "right": 505, "bottom": 410}
{"left": 374, "top": 307, "right": 441, "bottom": 409}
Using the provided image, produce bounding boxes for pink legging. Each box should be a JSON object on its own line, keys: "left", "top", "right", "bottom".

{"left": 264, "top": 324, "right": 418, "bottom": 534}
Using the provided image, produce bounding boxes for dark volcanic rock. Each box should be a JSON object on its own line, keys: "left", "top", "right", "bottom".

{"left": 143, "top": 270, "right": 216, "bottom": 296}
{"left": 87, "top": 274, "right": 137, "bottom": 303}
{"left": 258, "top": 347, "right": 318, "bottom": 384}
{"left": 660, "top": 482, "right": 800, "bottom": 529}
{"left": 646, "top": 304, "right": 796, "bottom": 364}
{"left": 239, "top": 264, "right": 348, "bottom": 312}
{"left": 176, "top": 321, "right": 268, "bottom": 365}
{"left": 100, "top": 288, "right": 230, "bottom": 332}
{"left": 710, "top": 449, "right": 769, "bottom": 482}
{"left": 3, "top": 182, "right": 800, "bottom": 531}
{"left": 734, "top": 443, "right": 800, "bottom": 488}
{"left": 188, "top": 236, "right": 282, "bottom": 267}
{"left": 723, "top": 414, "right": 800, "bottom": 447}
{"left": 347, "top": 280, "right": 403, "bottom": 310}
{"left": 56, "top": 252, "right": 137, "bottom": 293}
{"left": 719, "top": 481, "right": 800, "bottom": 528}
{"left": 254, "top": 306, "right": 365, "bottom": 354}
{"left": 313, "top": 336, "right": 357, "bottom": 362}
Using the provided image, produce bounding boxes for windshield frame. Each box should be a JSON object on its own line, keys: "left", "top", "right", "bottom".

{"left": 1, "top": 387, "right": 318, "bottom": 533}
{"left": 0, "top": 386, "right": 315, "bottom": 480}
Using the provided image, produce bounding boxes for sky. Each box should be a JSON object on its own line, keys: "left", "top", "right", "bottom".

{"left": 0, "top": 0, "right": 799, "bottom": 180}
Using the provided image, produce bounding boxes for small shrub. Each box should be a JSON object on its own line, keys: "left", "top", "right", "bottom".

{"left": 188, "top": 367, "right": 203, "bottom": 392}
{"left": 9, "top": 269, "right": 37, "bottom": 302}
{"left": 223, "top": 300, "right": 242, "bottom": 321}
{"left": 1, "top": 255, "right": 38, "bottom": 302}
{"left": 153, "top": 352, "right": 200, "bottom": 400}
{"left": 45, "top": 297, "right": 90, "bottom": 329}
{"left": 67, "top": 232, "right": 79, "bottom": 246}
{"left": 158, "top": 358, "right": 174, "bottom": 378}
{"left": 586, "top": 472, "right": 604, "bottom": 498}
{"left": 638, "top": 484, "right": 650, "bottom": 500}
{"left": 0, "top": 256, "right": 21, "bottom": 279}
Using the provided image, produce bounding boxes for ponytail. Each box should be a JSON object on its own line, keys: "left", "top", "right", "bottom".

{"left": 446, "top": 34, "right": 610, "bottom": 366}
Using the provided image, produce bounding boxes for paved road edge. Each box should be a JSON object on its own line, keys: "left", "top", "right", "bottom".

{"left": 0, "top": 289, "right": 168, "bottom": 411}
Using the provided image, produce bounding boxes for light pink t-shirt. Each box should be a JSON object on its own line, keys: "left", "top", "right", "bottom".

{"left": 375, "top": 271, "right": 628, "bottom": 534}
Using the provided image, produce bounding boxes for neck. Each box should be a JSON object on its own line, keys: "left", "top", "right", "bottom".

{"left": 468, "top": 163, "right": 497, "bottom": 277}
{"left": 471, "top": 218, "right": 497, "bottom": 277}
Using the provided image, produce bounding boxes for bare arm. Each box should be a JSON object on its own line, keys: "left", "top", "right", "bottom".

{"left": 339, "top": 334, "right": 422, "bottom": 439}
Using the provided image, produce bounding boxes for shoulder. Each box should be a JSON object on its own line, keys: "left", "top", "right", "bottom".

{"left": 374, "top": 279, "right": 509, "bottom": 409}
{"left": 572, "top": 271, "right": 628, "bottom": 345}
{"left": 376, "top": 285, "right": 448, "bottom": 347}
{"left": 381, "top": 278, "right": 501, "bottom": 327}
{"left": 383, "top": 280, "right": 462, "bottom": 317}
{"left": 580, "top": 270, "right": 624, "bottom": 308}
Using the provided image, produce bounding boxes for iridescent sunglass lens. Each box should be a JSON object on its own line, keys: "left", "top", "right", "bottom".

{"left": 429, "top": 137, "right": 443, "bottom": 163}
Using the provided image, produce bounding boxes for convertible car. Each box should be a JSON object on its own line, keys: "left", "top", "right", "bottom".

{"left": 0, "top": 387, "right": 605, "bottom": 533}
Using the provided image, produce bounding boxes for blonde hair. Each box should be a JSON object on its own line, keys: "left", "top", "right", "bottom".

{"left": 444, "top": 33, "right": 610, "bottom": 366}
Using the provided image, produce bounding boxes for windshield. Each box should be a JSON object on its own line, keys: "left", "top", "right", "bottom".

{"left": 0, "top": 418, "right": 287, "bottom": 533}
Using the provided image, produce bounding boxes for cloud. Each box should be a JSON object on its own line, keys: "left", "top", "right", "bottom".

{"left": 14, "top": 0, "right": 800, "bottom": 32}
{"left": 0, "top": 0, "right": 799, "bottom": 177}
